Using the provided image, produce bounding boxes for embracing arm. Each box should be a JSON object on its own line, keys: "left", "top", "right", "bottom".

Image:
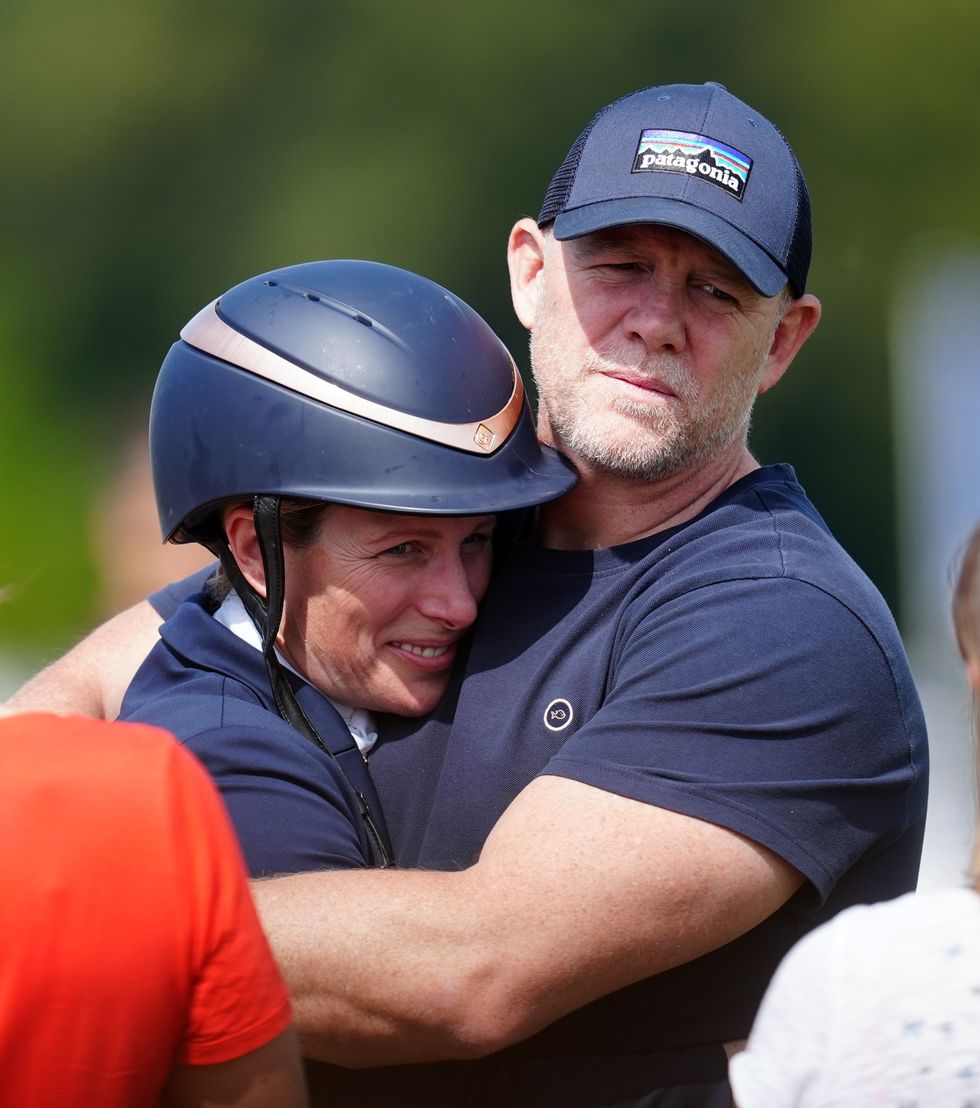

{"left": 5, "top": 600, "right": 163, "bottom": 720}
{"left": 254, "top": 774, "right": 803, "bottom": 1066}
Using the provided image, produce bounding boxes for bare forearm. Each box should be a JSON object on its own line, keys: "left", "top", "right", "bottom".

{"left": 5, "top": 601, "right": 161, "bottom": 720}
{"left": 253, "top": 778, "right": 802, "bottom": 1068}
{"left": 6, "top": 656, "right": 108, "bottom": 718}
{"left": 254, "top": 868, "right": 505, "bottom": 1066}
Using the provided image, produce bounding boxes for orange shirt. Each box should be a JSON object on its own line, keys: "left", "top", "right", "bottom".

{"left": 0, "top": 713, "right": 293, "bottom": 1106}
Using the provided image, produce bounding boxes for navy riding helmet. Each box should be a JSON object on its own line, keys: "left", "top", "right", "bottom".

{"left": 147, "top": 260, "right": 576, "bottom": 867}
{"left": 150, "top": 258, "right": 576, "bottom": 543}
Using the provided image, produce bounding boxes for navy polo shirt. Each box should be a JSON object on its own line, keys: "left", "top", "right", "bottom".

{"left": 120, "top": 591, "right": 388, "bottom": 877}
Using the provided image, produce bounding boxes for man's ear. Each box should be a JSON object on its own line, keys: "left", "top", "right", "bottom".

{"left": 507, "top": 218, "right": 548, "bottom": 332}
{"left": 222, "top": 505, "right": 267, "bottom": 598}
{"left": 758, "top": 293, "right": 822, "bottom": 395}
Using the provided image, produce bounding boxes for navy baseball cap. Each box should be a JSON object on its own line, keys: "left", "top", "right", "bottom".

{"left": 537, "top": 82, "right": 812, "bottom": 297}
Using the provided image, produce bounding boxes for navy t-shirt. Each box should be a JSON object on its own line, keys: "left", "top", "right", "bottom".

{"left": 367, "top": 464, "right": 928, "bottom": 1094}
{"left": 148, "top": 465, "right": 928, "bottom": 1103}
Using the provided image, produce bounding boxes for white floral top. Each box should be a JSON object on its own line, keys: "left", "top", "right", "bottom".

{"left": 730, "top": 886, "right": 980, "bottom": 1107}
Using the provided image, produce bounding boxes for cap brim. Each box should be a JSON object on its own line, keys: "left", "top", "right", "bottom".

{"left": 552, "top": 198, "right": 789, "bottom": 298}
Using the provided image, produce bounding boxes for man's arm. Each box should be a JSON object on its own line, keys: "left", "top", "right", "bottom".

{"left": 255, "top": 774, "right": 803, "bottom": 1066}
{"left": 5, "top": 600, "right": 162, "bottom": 719}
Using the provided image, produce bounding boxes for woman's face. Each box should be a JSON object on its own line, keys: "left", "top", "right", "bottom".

{"left": 279, "top": 505, "right": 496, "bottom": 716}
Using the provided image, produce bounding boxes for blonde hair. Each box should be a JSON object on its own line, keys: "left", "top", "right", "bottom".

{"left": 952, "top": 524, "right": 980, "bottom": 890}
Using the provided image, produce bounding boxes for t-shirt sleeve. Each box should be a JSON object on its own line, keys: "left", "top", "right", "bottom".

{"left": 149, "top": 566, "right": 217, "bottom": 619}
{"left": 542, "top": 576, "right": 920, "bottom": 899}
{"left": 164, "top": 741, "right": 293, "bottom": 1066}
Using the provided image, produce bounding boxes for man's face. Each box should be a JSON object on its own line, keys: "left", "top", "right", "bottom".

{"left": 280, "top": 506, "right": 496, "bottom": 717}
{"left": 528, "top": 224, "right": 787, "bottom": 481}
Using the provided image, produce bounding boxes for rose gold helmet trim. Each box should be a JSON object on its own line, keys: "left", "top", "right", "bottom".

{"left": 180, "top": 300, "right": 524, "bottom": 455}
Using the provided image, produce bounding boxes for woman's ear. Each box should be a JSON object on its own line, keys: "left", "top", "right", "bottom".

{"left": 222, "top": 505, "right": 267, "bottom": 598}
{"left": 507, "top": 217, "right": 548, "bottom": 332}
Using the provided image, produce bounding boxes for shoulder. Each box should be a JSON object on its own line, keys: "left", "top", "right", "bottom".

{"left": 619, "top": 466, "right": 916, "bottom": 688}
{"left": 148, "top": 565, "right": 217, "bottom": 620}
{"left": 122, "top": 668, "right": 265, "bottom": 743}
{"left": 122, "top": 621, "right": 355, "bottom": 779}
{"left": 123, "top": 599, "right": 270, "bottom": 733}
{"left": 659, "top": 465, "right": 881, "bottom": 600}
{"left": 0, "top": 712, "right": 226, "bottom": 864}
{"left": 0, "top": 711, "right": 185, "bottom": 786}
{"left": 128, "top": 682, "right": 351, "bottom": 782}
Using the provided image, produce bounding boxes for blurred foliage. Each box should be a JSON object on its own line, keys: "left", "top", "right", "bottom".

{"left": 1, "top": 0, "right": 978, "bottom": 666}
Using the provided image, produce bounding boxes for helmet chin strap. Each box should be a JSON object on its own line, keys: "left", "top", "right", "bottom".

{"left": 202, "top": 495, "right": 392, "bottom": 868}
{"left": 249, "top": 496, "right": 312, "bottom": 739}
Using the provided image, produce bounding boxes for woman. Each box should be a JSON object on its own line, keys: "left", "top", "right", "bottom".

{"left": 728, "top": 526, "right": 980, "bottom": 1105}
{"left": 119, "top": 258, "right": 576, "bottom": 876}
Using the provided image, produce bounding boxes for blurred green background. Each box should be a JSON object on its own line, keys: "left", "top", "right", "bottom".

{"left": 1, "top": 0, "right": 978, "bottom": 680}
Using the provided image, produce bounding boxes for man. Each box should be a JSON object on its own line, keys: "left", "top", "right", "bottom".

{"left": 9, "top": 82, "right": 928, "bottom": 1105}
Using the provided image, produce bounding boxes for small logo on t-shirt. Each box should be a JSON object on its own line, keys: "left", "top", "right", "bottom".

{"left": 544, "top": 698, "right": 574, "bottom": 732}
{"left": 632, "top": 129, "right": 752, "bottom": 201}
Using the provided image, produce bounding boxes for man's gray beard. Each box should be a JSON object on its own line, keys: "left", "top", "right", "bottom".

{"left": 532, "top": 344, "right": 758, "bottom": 483}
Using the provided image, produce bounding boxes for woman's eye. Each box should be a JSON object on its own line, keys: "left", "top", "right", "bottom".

{"left": 462, "top": 532, "right": 493, "bottom": 549}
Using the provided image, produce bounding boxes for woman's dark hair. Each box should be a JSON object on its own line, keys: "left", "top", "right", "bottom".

{"left": 277, "top": 498, "right": 333, "bottom": 548}
{"left": 208, "top": 498, "right": 332, "bottom": 603}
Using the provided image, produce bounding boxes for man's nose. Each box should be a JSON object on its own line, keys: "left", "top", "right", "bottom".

{"left": 622, "top": 282, "right": 687, "bottom": 354}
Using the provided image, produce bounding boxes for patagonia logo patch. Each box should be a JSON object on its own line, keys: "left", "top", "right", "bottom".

{"left": 632, "top": 130, "right": 752, "bottom": 201}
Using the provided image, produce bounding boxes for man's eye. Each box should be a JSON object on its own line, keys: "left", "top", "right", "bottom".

{"left": 701, "top": 283, "right": 736, "bottom": 302}
{"left": 382, "top": 542, "right": 411, "bottom": 557}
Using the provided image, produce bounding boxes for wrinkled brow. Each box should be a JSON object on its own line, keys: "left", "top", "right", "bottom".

{"left": 567, "top": 231, "right": 755, "bottom": 293}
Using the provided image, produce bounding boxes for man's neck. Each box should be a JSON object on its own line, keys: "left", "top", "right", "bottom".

{"left": 536, "top": 444, "right": 760, "bottom": 551}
